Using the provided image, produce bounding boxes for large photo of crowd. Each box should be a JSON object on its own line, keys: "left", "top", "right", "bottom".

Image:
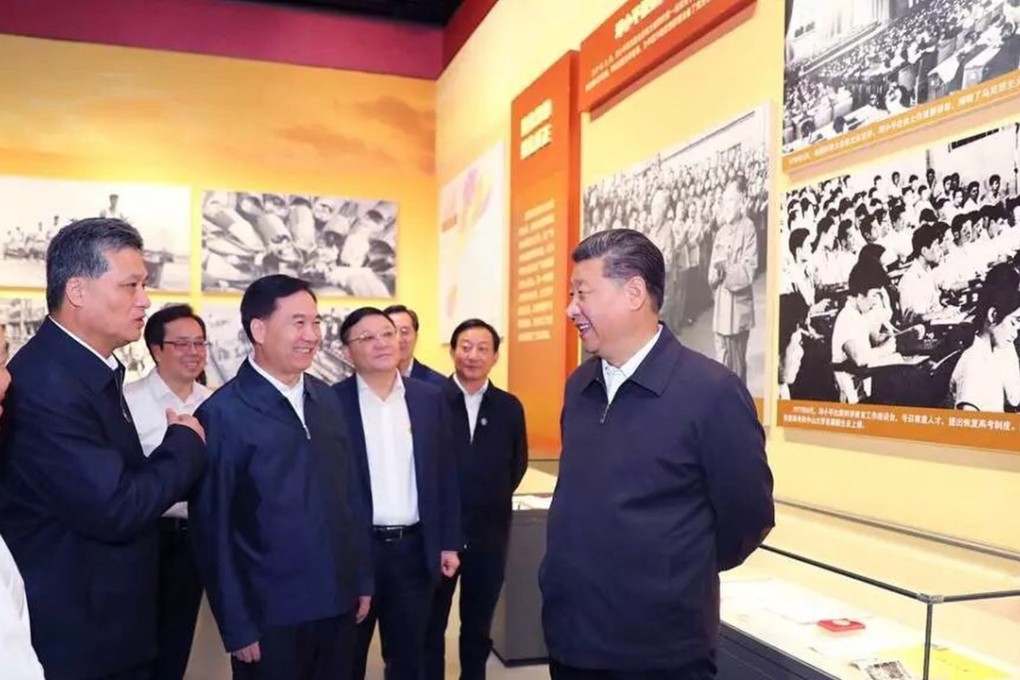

{"left": 201, "top": 190, "right": 398, "bottom": 298}
{"left": 784, "top": 0, "right": 1020, "bottom": 155}
{"left": 201, "top": 302, "right": 353, "bottom": 388}
{"left": 0, "top": 177, "right": 192, "bottom": 291}
{"left": 779, "top": 121, "right": 1020, "bottom": 413}
{"left": 583, "top": 105, "right": 771, "bottom": 399}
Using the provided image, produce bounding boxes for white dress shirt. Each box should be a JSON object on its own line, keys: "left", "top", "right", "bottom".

{"left": 401, "top": 358, "right": 418, "bottom": 379}
{"left": 123, "top": 369, "right": 212, "bottom": 519}
{"left": 50, "top": 317, "right": 118, "bottom": 369}
{"left": 357, "top": 373, "right": 419, "bottom": 526}
{"left": 453, "top": 375, "right": 489, "bottom": 441}
{"left": 0, "top": 536, "right": 44, "bottom": 680}
{"left": 248, "top": 358, "right": 307, "bottom": 434}
{"left": 601, "top": 326, "right": 663, "bottom": 404}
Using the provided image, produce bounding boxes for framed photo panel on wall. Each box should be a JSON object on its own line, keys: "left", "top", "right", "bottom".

{"left": 200, "top": 191, "right": 398, "bottom": 298}
{"left": 783, "top": 0, "right": 1020, "bottom": 170}
{"left": 778, "top": 119, "right": 1020, "bottom": 450}
{"left": 0, "top": 176, "right": 192, "bottom": 291}
{"left": 583, "top": 104, "right": 772, "bottom": 403}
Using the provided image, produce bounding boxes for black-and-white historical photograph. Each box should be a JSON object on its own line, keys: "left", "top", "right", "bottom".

{"left": 779, "top": 121, "right": 1020, "bottom": 413}
{"left": 583, "top": 106, "right": 771, "bottom": 399}
{"left": 202, "top": 302, "right": 353, "bottom": 388}
{"left": 201, "top": 191, "right": 398, "bottom": 298}
{"left": 0, "top": 176, "right": 191, "bottom": 290}
{"left": 783, "top": 0, "right": 1020, "bottom": 155}
{"left": 0, "top": 297, "right": 156, "bottom": 381}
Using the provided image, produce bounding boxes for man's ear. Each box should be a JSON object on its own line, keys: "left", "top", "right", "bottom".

{"left": 250, "top": 318, "right": 267, "bottom": 346}
{"left": 624, "top": 275, "right": 649, "bottom": 311}
{"left": 65, "top": 277, "right": 87, "bottom": 308}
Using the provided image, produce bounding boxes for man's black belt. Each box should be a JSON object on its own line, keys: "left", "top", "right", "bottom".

{"left": 372, "top": 523, "right": 421, "bottom": 542}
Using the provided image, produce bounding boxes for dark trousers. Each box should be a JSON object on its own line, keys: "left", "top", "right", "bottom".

{"left": 155, "top": 519, "right": 204, "bottom": 680}
{"left": 424, "top": 547, "right": 508, "bottom": 680}
{"left": 353, "top": 529, "right": 433, "bottom": 680}
{"left": 231, "top": 612, "right": 355, "bottom": 680}
{"left": 98, "top": 664, "right": 154, "bottom": 680}
{"left": 549, "top": 658, "right": 716, "bottom": 680}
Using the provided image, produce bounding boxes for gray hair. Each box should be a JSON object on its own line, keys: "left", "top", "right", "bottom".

{"left": 572, "top": 228, "right": 665, "bottom": 311}
{"left": 46, "top": 218, "right": 144, "bottom": 312}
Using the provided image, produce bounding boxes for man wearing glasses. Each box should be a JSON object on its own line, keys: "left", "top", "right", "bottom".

{"left": 334, "top": 307, "right": 461, "bottom": 680}
{"left": 124, "top": 304, "right": 212, "bottom": 680}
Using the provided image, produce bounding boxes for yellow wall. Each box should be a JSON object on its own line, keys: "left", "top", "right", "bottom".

{"left": 437, "top": 1, "right": 1020, "bottom": 552}
{"left": 0, "top": 34, "right": 450, "bottom": 373}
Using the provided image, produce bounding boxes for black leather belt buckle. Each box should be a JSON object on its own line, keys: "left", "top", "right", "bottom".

{"left": 372, "top": 523, "right": 420, "bottom": 542}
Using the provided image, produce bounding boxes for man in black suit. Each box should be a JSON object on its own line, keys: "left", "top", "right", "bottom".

{"left": 334, "top": 307, "right": 461, "bottom": 680}
{"left": 190, "top": 275, "right": 372, "bottom": 680}
{"left": 0, "top": 218, "right": 207, "bottom": 680}
{"left": 424, "top": 318, "right": 528, "bottom": 680}
{"left": 384, "top": 304, "right": 447, "bottom": 386}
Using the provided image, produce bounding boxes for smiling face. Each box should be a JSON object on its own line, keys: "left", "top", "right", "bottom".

{"left": 451, "top": 326, "right": 498, "bottom": 386}
{"left": 151, "top": 317, "right": 207, "bottom": 386}
{"left": 566, "top": 257, "right": 635, "bottom": 360}
{"left": 249, "top": 290, "right": 321, "bottom": 378}
{"left": 343, "top": 313, "right": 400, "bottom": 375}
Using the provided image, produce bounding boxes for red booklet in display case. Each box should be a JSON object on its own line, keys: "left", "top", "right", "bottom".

{"left": 817, "top": 618, "right": 866, "bottom": 633}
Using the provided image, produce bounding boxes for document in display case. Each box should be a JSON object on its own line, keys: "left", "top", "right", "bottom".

{"left": 720, "top": 504, "right": 1020, "bottom": 680}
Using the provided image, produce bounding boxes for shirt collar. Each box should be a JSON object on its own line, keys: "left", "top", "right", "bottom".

{"left": 248, "top": 357, "right": 304, "bottom": 399}
{"left": 401, "top": 358, "right": 416, "bottom": 378}
{"left": 602, "top": 325, "right": 663, "bottom": 380}
{"left": 356, "top": 371, "right": 405, "bottom": 399}
{"left": 453, "top": 374, "right": 489, "bottom": 398}
{"left": 49, "top": 316, "right": 119, "bottom": 370}
{"left": 145, "top": 368, "right": 210, "bottom": 405}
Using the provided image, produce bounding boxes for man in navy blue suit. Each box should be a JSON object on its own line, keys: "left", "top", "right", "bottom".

{"left": 0, "top": 218, "right": 207, "bottom": 680}
{"left": 425, "top": 318, "right": 528, "bottom": 680}
{"left": 334, "top": 307, "right": 461, "bottom": 680}
{"left": 384, "top": 304, "right": 448, "bottom": 387}
{"left": 541, "top": 229, "right": 774, "bottom": 680}
{"left": 190, "top": 275, "right": 372, "bottom": 680}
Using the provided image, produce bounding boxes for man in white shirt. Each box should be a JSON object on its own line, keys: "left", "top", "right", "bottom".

{"left": 334, "top": 307, "right": 461, "bottom": 680}
{"left": 900, "top": 223, "right": 948, "bottom": 323}
{"left": 124, "top": 305, "right": 212, "bottom": 680}
{"left": 0, "top": 322, "right": 46, "bottom": 680}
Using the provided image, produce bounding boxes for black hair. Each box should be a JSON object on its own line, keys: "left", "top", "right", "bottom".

{"left": 45, "top": 218, "right": 144, "bottom": 312}
{"left": 143, "top": 304, "right": 207, "bottom": 360}
{"left": 572, "top": 228, "right": 666, "bottom": 311}
{"left": 383, "top": 304, "right": 420, "bottom": 331}
{"left": 450, "top": 318, "right": 501, "bottom": 353}
{"left": 240, "top": 275, "right": 317, "bottom": 343}
{"left": 340, "top": 306, "right": 394, "bottom": 344}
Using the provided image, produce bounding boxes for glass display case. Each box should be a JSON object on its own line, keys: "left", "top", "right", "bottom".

{"left": 721, "top": 503, "right": 1020, "bottom": 680}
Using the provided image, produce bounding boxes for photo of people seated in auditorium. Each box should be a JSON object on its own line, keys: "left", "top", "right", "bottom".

{"left": 783, "top": 0, "right": 1020, "bottom": 154}
{"left": 778, "top": 120, "right": 1020, "bottom": 413}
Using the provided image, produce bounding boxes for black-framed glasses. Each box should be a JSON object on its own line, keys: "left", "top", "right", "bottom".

{"left": 164, "top": 340, "right": 211, "bottom": 351}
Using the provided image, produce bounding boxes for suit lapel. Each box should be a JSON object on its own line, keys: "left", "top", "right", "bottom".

{"left": 404, "top": 383, "right": 428, "bottom": 505}
{"left": 338, "top": 380, "right": 371, "bottom": 495}
{"left": 236, "top": 361, "right": 306, "bottom": 434}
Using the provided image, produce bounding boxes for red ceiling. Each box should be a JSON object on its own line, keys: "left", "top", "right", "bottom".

{"left": 0, "top": 0, "right": 499, "bottom": 80}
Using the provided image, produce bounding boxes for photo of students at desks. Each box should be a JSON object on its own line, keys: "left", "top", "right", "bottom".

{"left": 779, "top": 167, "right": 1020, "bottom": 414}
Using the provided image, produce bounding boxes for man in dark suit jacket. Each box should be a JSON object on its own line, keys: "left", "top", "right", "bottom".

{"left": 541, "top": 229, "right": 774, "bottom": 679}
{"left": 190, "top": 275, "right": 372, "bottom": 680}
{"left": 0, "top": 218, "right": 207, "bottom": 680}
{"left": 424, "top": 318, "right": 528, "bottom": 680}
{"left": 334, "top": 307, "right": 462, "bottom": 680}
{"left": 384, "top": 304, "right": 448, "bottom": 387}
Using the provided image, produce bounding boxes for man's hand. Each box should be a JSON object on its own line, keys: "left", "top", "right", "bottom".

{"left": 166, "top": 409, "right": 206, "bottom": 443}
{"left": 356, "top": 596, "right": 372, "bottom": 624}
{"left": 232, "top": 641, "right": 261, "bottom": 663}
{"left": 440, "top": 551, "right": 460, "bottom": 578}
